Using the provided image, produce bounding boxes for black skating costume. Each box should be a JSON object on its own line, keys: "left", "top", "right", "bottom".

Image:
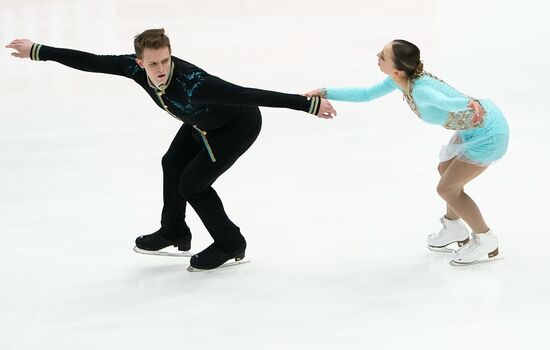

{"left": 30, "top": 43, "right": 322, "bottom": 269}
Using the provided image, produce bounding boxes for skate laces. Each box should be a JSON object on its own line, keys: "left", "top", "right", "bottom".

{"left": 457, "top": 234, "right": 479, "bottom": 256}
{"left": 428, "top": 217, "right": 447, "bottom": 239}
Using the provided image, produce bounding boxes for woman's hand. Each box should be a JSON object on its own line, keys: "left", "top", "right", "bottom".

{"left": 468, "top": 100, "right": 485, "bottom": 126}
{"left": 5, "top": 39, "right": 34, "bottom": 59}
{"left": 304, "top": 89, "right": 335, "bottom": 118}
{"left": 317, "top": 98, "right": 337, "bottom": 119}
{"left": 303, "top": 88, "right": 326, "bottom": 98}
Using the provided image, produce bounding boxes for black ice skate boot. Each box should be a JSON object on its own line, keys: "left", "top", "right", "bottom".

{"left": 188, "top": 242, "right": 248, "bottom": 271}
{"left": 134, "top": 228, "right": 192, "bottom": 257}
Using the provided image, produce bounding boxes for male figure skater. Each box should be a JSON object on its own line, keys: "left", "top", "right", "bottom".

{"left": 6, "top": 28, "right": 336, "bottom": 271}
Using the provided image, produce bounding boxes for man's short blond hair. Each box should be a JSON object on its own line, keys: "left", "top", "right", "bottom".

{"left": 134, "top": 28, "right": 171, "bottom": 58}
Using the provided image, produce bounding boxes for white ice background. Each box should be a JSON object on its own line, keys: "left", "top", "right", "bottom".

{"left": 1, "top": 0, "right": 549, "bottom": 349}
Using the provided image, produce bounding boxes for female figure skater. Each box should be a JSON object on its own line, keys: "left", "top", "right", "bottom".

{"left": 306, "top": 40, "right": 509, "bottom": 265}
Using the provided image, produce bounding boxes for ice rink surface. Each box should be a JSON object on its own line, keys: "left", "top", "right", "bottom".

{"left": 1, "top": 0, "right": 549, "bottom": 349}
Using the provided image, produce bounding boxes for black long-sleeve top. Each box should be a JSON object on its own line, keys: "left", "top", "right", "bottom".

{"left": 29, "top": 44, "right": 322, "bottom": 131}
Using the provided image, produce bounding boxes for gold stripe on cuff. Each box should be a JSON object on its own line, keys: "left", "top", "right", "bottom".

{"left": 312, "top": 96, "right": 319, "bottom": 115}
{"left": 308, "top": 96, "right": 319, "bottom": 114}
{"left": 31, "top": 44, "right": 37, "bottom": 60}
{"left": 35, "top": 44, "right": 42, "bottom": 60}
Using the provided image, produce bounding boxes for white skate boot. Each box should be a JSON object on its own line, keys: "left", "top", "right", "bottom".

{"left": 450, "top": 229, "right": 501, "bottom": 266}
{"left": 427, "top": 216, "right": 470, "bottom": 252}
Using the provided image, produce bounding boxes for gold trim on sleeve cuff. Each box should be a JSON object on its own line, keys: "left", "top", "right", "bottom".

{"left": 30, "top": 44, "right": 37, "bottom": 60}
{"left": 35, "top": 44, "right": 42, "bottom": 60}
{"left": 308, "top": 96, "right": 320, "bottom": 115}
{"left": 31, "top": 44, "right": 43, "bottom": 61}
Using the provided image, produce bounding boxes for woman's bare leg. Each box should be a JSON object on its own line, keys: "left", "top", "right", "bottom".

{"left": 438, "top": 159, "right": 460, "bottom": 220}
{"left": 436, "top": 158, "right": 489, "bottom": 233}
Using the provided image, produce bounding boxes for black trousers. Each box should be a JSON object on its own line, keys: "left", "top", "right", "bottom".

{"left": 159, "top": 107, "right": 262, "bottom": 253}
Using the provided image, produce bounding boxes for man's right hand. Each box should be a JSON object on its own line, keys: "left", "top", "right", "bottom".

{"left": 5, "top": 39, "right": 34, "bottom": 59}
{"left": 317, "top": 98, "right": 337, "bottom": 119}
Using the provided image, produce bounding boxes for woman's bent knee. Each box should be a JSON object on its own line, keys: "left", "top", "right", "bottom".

{"left": 437, "top": 183, "right": 461, "bottom": 201}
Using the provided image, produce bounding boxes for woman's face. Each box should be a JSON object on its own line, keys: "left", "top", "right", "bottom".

{"left": 376, "top": 42, "right": 396, "bottom": 76}
{"left": 377, "top": 42, "right": 408, "bottom": 80}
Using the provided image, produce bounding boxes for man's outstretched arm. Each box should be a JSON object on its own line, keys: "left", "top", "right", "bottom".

{"left": 6, "top": 39, "right": 136, "bottom": 78}
{"left": 191, "top": 75, "right": 337, "bottom": 119}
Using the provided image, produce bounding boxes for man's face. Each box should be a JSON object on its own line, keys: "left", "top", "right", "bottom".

{"left": 136, "top": 46, "right": 172, "bottom": 87}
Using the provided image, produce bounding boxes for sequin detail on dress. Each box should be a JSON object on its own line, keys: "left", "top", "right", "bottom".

{"left": 443, "top": 109, "right": 484, "bottom": 130}
{"left": 403, "top": 72, "right": 485, "bottom": 130}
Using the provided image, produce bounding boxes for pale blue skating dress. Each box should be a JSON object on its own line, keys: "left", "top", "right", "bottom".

{"left": 326, "top": 73, "right": 509, "bottom": 165}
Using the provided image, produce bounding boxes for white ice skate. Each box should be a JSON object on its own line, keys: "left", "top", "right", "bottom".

{"left": 427, "top": 216, "right": 470, "bottom": 253}
{"left": 449, "top": 230, "right": 501, "bottom": 266}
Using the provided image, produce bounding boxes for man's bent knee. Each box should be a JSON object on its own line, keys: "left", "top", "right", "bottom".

{"left": 179, "top": 179, "right": 210, "bottom": 201}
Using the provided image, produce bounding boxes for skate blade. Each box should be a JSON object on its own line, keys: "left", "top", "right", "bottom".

{"left": 187, "top": 258, "right": 251, "bottom": 272}
{"left": 133, "top": 246, "right": 193, "bottom": 257}
{"left": 449, "top": 256, "right": 503, "bottom": 266}
{"left": 427, "top": 238, "right": 469, "bottom": 253}
{"left": 427, "top": 245, "right": 457, "bottom": 253}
